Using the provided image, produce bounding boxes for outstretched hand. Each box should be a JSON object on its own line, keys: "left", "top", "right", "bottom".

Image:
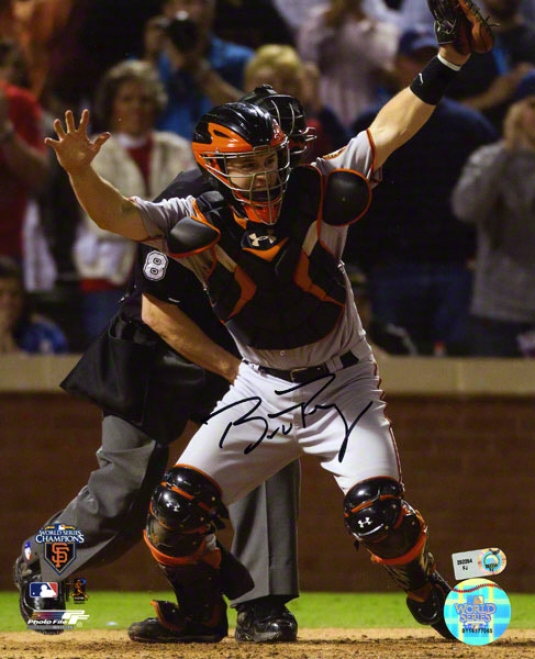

{"left": 45, "top": 109, "right": 111, "bottom": 174}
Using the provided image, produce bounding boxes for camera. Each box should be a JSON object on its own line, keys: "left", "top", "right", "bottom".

{"left": 164, "top": 11, "right": 199, "bottom": 53}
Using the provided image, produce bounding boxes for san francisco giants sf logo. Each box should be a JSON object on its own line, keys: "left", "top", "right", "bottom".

{"left": 44, "top": 542, "right": 76, "bottom": 574}
{"left": 51, "top": 543, "right": 70, "bottom": 569}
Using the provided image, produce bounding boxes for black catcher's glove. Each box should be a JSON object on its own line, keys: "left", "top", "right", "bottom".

{"left": 427, "top": 0, "right": 494, "bottom": 55}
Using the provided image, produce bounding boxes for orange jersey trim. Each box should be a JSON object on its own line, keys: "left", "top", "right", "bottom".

{"left": 226, "top": 265, "right": 257, "bottom": 318}
{"left": 168, "top": 200, "right": 221, "bottom": 259}
{"left": 293, "top": 251, "right": 345, "bottom": 306}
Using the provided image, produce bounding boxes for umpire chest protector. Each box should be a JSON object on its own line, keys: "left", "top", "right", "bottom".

{"left": 170, "top": 166, "right": 371, "bottom": 350}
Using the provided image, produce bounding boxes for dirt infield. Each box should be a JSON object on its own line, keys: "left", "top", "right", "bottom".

{"left": 2, "top": 628, "right": 535, "bottom": 659}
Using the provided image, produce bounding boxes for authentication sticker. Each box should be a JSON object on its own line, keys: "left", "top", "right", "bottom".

{"left": 444, "top": 578, "right": 511, "bottom": 646}
{"left": 452, "top": 548, "right": 507, "bottom": 580}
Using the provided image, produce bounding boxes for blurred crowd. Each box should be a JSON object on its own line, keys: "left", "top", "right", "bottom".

{"left": 1, "top": 0, "right": 535, "bottom": 357}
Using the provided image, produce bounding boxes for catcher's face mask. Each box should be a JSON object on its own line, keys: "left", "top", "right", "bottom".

{"left": 192, "top": 102, "right": 291, "bottom": 225}
{"left": 201, "top": 143, "right": 289, "bottom": 225}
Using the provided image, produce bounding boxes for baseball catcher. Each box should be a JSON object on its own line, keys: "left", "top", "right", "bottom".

{"left": 41, "top": 0, "right": 496, "bottom": 645}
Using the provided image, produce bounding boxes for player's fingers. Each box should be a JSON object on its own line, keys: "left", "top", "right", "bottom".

{"left": 53, "top": 118, "right": 66, "bottom": 139}
{"left": 65, "top": 110, "right": 77, "bottom": 133}
{"left": 93, "top": 132, "right": 112, "bottom": 148}
{"left": 44, "top": 136, "right": 59, "bottom": 148}
{"left": 79, "top": 108, "right": 90, "bottom": 130}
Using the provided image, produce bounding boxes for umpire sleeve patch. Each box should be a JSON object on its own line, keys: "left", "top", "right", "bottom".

{"left": 143, "top": 250, "right": 169, "bottom": 281}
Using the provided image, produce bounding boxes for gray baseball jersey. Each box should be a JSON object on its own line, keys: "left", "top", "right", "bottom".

{"left": 129, "top": 131, "right": 400, "bottom": 505}
{"left": 133, "top": 131, "right": 381, "bottom": 369}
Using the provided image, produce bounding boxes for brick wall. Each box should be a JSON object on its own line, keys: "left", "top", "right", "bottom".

{"left": 3, "top": 391, "right": 533, "bottom": 593}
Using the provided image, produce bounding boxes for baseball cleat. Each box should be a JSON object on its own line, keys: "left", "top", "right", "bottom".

{"left": 13, "top": 556, "right": 66, "bottom": 635}
{"left": 235, "top": 598, "right": 298, "bottom": 643}
{"left": 406, "top": 570, "right": 456, "bottom": 640}
{"left": 128, "top": 599, "right": 228, "bottom": 643}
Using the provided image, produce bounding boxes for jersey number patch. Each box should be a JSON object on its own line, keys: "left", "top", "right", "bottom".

{"left": 143, "top": 251, "right": 169, "bottom": 281}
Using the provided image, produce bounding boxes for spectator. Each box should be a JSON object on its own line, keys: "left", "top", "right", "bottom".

{"left": 297, "top": 0, "right": 399, "bottom": 128}
{"left": 273, "top": 0, "right": 401, "bottom": 35}
{"left": 0, "top": 0, "right": 80, "bottom": 114}
{"left": 141, "top": 15, "right": 170, "bottom": 69}
{"left": 0, "top": 37, "right": 29, "bottom": 89}
{"left": 243, "top": 44, "right": 349, "bottom": 160}
{"left": 150, "top": 0, "right": 253, "bottom": 138}
{"left": 73, "top": 59, "right": 195, "bottom": 345}
{"left": 43, "top": 1, "right": 161, "bottom": 115}
{"left": 0, "top": 255, "right": 67, "bottom": 353}
{"left": 245, "top": 44, "right": 303, "bottom": 100}
{"left": 346, "top": 28, "right": 498, "bottom": 355}
{"left": 451, "top": 71, "right": 535, "bottom": 357}
{"left": 213, "top": 0, "right": 295, "bottom": 49}
{"left": 0, "top": 51, "right": 49, "bottom": 262}
{"left": 300, "top": 60, "right": 351, "bottom": 159}
{"left": 0, "top": 35, "right": 79, "bottom": 347}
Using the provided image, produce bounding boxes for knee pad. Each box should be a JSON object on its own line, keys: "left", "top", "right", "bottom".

{"left": 146, "top": 466, "right": 228, "bottom": 557}
{"left": 344, "top": 477, "right": 426, "bottom": 561}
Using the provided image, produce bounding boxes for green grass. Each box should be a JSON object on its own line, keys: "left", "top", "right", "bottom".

{"left": 1, "top": 592, "right": 534, "bottom": 633}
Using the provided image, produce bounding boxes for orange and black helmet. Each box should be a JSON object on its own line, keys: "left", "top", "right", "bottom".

{"left": 192, "top": 102, "right": 290, "bottom": 225}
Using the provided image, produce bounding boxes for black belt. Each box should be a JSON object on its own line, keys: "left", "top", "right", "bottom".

{"left": 258, "top": 351, "right": 359, "bottom": 383}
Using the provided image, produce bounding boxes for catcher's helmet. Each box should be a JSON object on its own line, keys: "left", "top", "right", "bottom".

{"left": 241, "top": 85, "right": 315, "bottom": 167}
{"left": 192, "top": 102, "right": 290, "bottom": 225}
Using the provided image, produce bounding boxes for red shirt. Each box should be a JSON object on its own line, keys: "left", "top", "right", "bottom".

{"left": 127, "top": 137, "right": 152, "bottom": 194}
{"left": 0, "top": 80, "right": 45, "bottom": 258}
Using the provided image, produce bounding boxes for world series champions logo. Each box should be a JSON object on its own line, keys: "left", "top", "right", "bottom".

{"left": 35, "top": 524, "right": 85, "bottom": 574}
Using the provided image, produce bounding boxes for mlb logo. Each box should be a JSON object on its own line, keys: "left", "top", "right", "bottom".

{"left": 29, "top": 582, "right": 59, "bottom": 598}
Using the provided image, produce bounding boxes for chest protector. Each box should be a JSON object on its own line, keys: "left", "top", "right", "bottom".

{"left": 171, "top": 166, "right": 370, "bottom": 350}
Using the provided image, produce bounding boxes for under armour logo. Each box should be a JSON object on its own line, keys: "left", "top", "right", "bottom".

{"left": 244, "top": 231, "right": 277, "bottom": 249}
{"left": 358, "top": 517, "right": 373, "bottom": 528}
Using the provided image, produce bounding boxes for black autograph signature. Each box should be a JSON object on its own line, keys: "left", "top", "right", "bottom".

{"left": 205, "top": 374, "right": 373, "bottom": 462}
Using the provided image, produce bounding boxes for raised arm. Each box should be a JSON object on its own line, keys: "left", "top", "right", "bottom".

{"left": 369, "top": 44, "right": 470, "bottom": 167}
{"left": 369, "top": 0, "right": 495, "bottom": 167}
{"left": 45, "top": 109, "right": 152, "bottom": 241}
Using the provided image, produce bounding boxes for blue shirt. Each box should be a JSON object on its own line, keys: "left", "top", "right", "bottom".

{"left": 156, "top": 35, "right": 254, "bottom": 139}
{"left": 346, "top": 98, "right": 499, "bottom": 268}
{"left": 15, "top": 316, "right": 69, "bottom": 354}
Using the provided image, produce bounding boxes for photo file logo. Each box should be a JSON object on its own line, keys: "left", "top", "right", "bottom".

{"left": 27, "top": 610, "right": 90, "bottom": 630}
